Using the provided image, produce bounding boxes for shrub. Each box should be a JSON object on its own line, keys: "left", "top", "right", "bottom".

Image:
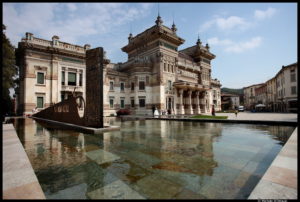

{"left": 116, "top": 109, "right": 130, "bottom": 116}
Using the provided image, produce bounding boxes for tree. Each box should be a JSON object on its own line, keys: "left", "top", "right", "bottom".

{"left": 2, "top": 24, "right": 17, "bottom": 116}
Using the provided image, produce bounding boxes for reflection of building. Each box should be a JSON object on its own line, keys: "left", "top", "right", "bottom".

{"left": 221, "top": 93, "right": 240, "bottom": 110}
{"left": 15, "top": 119, "right": 88, "bottom": 171}
{"left": 16, "top": 15, "right": 222, "bottom": 116}
{"left": 16, "top": 33, "right": 88, "bottom": 115}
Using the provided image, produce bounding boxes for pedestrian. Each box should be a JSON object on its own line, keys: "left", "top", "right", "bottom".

{"left": 235, "top": 109, "right": 238, "bottom": 117}
{"left": 212, "top": 105, "right": 215, "bottom": 116}
{"left": 152, "top": 105, "right": 155, "bottom": 116}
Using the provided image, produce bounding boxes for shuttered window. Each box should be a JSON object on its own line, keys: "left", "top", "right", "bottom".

{"left": 37, "top": 72, "right": 44, "bottom": 84}
{"left": 68, "top": 72, "right": 76, "bottom": 86}
{"left": 139, "top": 81, "right": 145, "bottom": 90}
{"left": 37, "top": 97, "right": 44, "bottom": 108}
{"left": 62, "top": 71, "right": 65, "bottom": 85}
{"left": 139, "top": 98, "right": 145, "bottom": 107}
{"left": 120, "top": 99, "right": 125, "bottom": 108}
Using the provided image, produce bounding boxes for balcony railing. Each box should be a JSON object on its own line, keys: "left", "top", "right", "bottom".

{"left": 61, "top": 85, "right": 83, "bottom": 92}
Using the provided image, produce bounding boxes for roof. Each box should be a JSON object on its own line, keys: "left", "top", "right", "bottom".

{"left": 221, "top": 93, "right": 240, "bottom": 97}
{"left": 178, "top": 52, "right": 194, "bottom": 62}
{"left": 243, "top": 83, "right": 265, "bottom": 89}
{"left": 275, "top": 62, "right": 298, "bottom": 78}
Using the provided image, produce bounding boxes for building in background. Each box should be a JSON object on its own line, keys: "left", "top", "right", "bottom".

{"left": 243, "top": 62, "right": 297, "bottom": 113}
{"left": 211, "top": 79, "right": 222, "bottom": 111}
{"left": 16, "top": 15, "right": 222, "bottom": 116}
{"left": 243, "top": 83, "right": 264, "bottom": 111}
{"left": 221, "top": 93, "right": 240, "bottom": 111}
{"left": 266, "top": 77, "right": 277, "bottom": 112}
{"left": 255, "top": 83, "right": 267, "bottom": 111}
{"left": 274, "top": 63, "right": 297, "bottom": 112}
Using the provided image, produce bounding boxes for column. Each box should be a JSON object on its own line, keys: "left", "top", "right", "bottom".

{"left": 195, "top": 91, "right": 201, "bottom": 114}
{"left": 179, "top": 89, "right": 184, "bottom": 114}
{"left": 65, "top": 69, "right": 68, "bottom": 86}
{"left": 188, "top": 90, "right": 193, "bottom": 114}
{"left": 76, "top": 70, "right": 80, "bottom": 86}
{"left": 172, "top": 97, "right": 176, "bottom": 115}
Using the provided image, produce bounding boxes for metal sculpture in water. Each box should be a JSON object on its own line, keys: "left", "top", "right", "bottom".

{"left": 32, "top": 94, "right": 88, "bottom": 127}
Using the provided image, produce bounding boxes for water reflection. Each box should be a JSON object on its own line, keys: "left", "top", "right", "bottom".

{"left": 12, "top": 118, "right": 295, "bottom": 199}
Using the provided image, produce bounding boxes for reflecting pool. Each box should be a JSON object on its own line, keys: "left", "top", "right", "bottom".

{"left": 13, "top": 118, "right": 295, "bottom": 199}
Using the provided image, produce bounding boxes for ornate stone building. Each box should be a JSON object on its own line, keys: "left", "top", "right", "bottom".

{"left": 16, "top": 15, "right": 222, "bottom": 116}
{"left": 104, "top": 15, "right": 221, "bottom": 116}
{"left": 16, "top": 33, "right": 90, "bottom": 115}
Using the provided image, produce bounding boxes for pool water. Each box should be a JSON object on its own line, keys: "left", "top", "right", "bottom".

{"left": 13, "top": 118, "right": 295, "bottom": 199}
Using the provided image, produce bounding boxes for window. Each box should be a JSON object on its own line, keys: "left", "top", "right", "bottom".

{"left": 109, "top": 81, "right": 114, "bottom": 91}
{"left": 168, "top": 64, "right": 170, "bottom": 72}
{"left": 120, "top": 98, "right": 125, "bottom": 108}
{"left": 139, "top": 81, "right": 145, "bottom": 90}
{"left": 139, "top": 98, "right": 145, "bottom": 108}
{"left": 168, "top": 80, "right": 172, "bottom": 90}
{"left": 131, "top": 98, "right": 135, "bottom": 108}
{"left": 291, "top": 70, "right": 296, "bottom": 82}
{"left": 120, "top": 82, "right": 125, "bottom": 92}
{"left": 37, "top": 72, "right": 45, "bottom": 84}
{"left": 291, "top": 86, "right": 297, "bottom": 95}
{"left": 131, "top": 82, "right": 135, "bottom": 91}
{"left": 79, "top": 73, "right": 82, "bottom": 86}
{"left": 171, "top": 65, "right": 174, "bottom": 73}
{"left": 37, "top": 96, "right": 44, "bottom": 108}
{"left": 68, "top": 72, "right": 76, "bottom": 86}
{"left": 164, "top": 63, "right": 166, "bottom": 71}
{"left": 61, "top": 93, "right": 64, "bottom": 101}
{"left": 61, "top": 71, "right": 65, "bottom": 85}
{"left": 109, "top": 98, "right": 114, "bottom": 109}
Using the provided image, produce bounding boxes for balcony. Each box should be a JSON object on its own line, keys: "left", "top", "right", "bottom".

{"left": 61, "top": 85, "right": 83, "bottom": 92}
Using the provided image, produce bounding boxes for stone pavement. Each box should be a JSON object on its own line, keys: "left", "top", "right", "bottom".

{"left": 248, "top": 127, "right": 297, "bottom": 199}
{"left": 216, "top": 112, "right": 297, "bottom": 122}
{"left": 3, "top": 124, "right": 45, "bottom": 199}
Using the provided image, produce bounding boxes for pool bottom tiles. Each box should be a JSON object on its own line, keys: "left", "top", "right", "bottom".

{"left": 13, "top": 118, "right": 295, "bottom": 199}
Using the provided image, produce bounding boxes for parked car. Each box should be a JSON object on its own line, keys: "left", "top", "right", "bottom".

{"left": 238, "top": 106, "right": 244, "bottom": 112}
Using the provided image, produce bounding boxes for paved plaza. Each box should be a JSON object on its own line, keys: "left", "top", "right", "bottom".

{"left": 216, "top": 112, "right": 297, "bottom": 122}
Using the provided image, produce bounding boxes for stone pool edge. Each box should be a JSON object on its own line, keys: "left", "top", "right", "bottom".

{"left": 31, "top": 116, "right": 120, "bottom": 134}
{"left": 248, "top": 127, "right": 298, "bottom": 199}
{"left": 3, "top": 124, "right": 46, "bottom": 199}
{"left": 146, "top": 117, "right": 298, "bottom": 126}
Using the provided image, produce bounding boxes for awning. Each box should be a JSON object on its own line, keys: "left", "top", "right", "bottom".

{"left": 255, "top": 104, "right": 266, "bottom": 108}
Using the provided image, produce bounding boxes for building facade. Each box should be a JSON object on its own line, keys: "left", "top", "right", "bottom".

{"left": 266, "top": 77, "right": 277, "bottom": 112}
{"left": 16, "top": 16, "right": 222, "bottom": 116}
{"left": 16, "top": 33, "right": 90, "bottom": 115}
{"left": 243, "top": 83, "right": 264, "bottom": 110}
{"left": 221, "top": 93, "right": 240, "bottom": 110}
{"left": 255, "top": 83, "right": 267, "bottom": 106}
{"left": 274, "top": 63, "right": 297, "bottom": 112}
{"left": 243, "top": 62, "right": 297, "bottom": 113}
{"left": 103, "top": 16, "right": 221, "bottom": 116}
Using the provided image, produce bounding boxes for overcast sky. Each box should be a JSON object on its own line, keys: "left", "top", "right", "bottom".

{"left": 3, "top": 2, "right": 297, "bottom": 89}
